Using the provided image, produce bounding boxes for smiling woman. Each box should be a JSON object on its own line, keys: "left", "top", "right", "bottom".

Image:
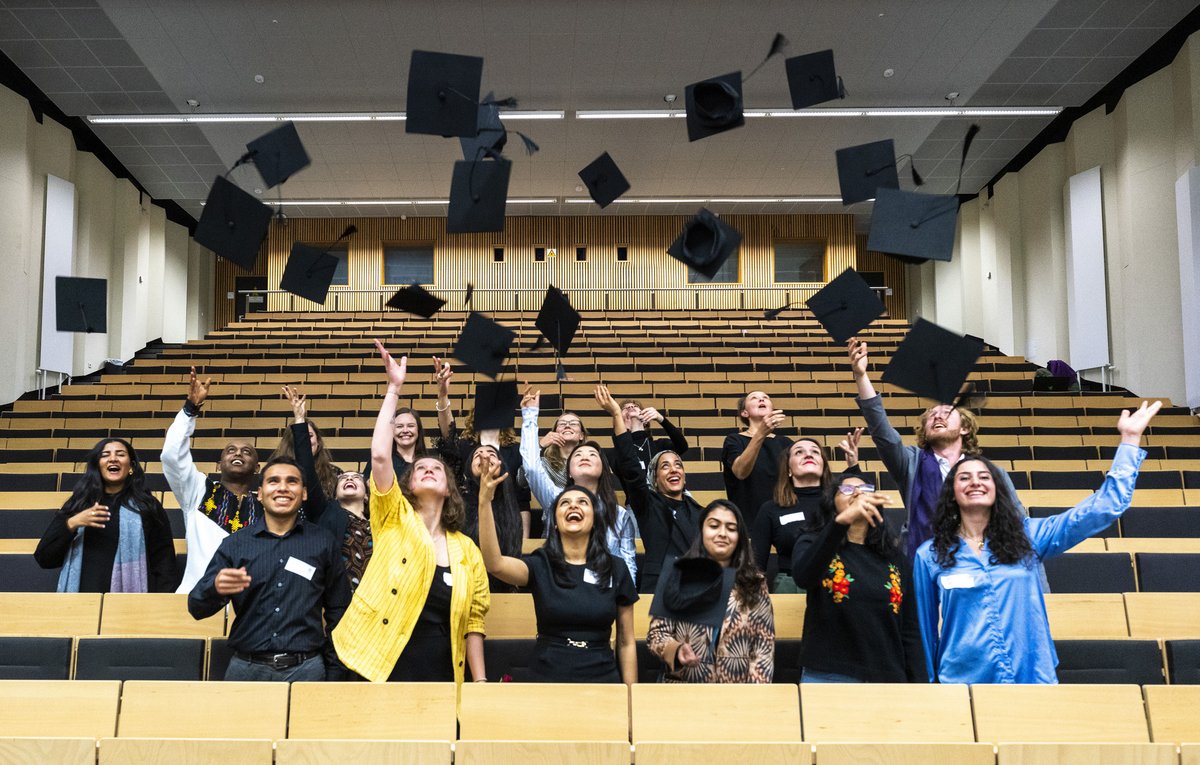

{"left": 34, "top": 438, "right": 178, "bottom": 593}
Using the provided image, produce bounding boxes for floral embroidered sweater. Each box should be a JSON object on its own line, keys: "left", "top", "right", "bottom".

{"left": 791, "top": 521, "right": 927, "bottom": 682}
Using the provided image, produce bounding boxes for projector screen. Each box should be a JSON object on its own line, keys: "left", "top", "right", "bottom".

{"left": 1063, "top": 166, "right": 1110, "bottom": 372}
{"left": 39, "top": 175, "right": 76, "bottom": 376}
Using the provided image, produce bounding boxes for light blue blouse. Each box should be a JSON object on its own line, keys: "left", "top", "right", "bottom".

{"left": 520, "top": 406, "right": 640, "bottom": 581}
{"left": 913, "top": 443, "right": 1145, "bottom": 684}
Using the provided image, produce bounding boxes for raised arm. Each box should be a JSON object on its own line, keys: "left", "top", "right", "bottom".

{"left": 594, "top": 384, "right": 628, "bottom": 437}
{"left": 838, "top": 427, "right": 863, "bottom": 471}
{"left": 475, "top": 460, "right": 529, "bottom": 586}
{"left": 648, "top": 409, "right": 690, "bottom": 457}
{"left": 371, "top": 340, "right": 407, "bottom": 494}
{"left": 433, "top": 356, "right": 454, "bottom": 438}
{"left": 1028, "top": 401, "right": 1159, "bottom": 559}
{"left": 283, "top": 385, "right": 328, "bottom": 522}
{"left": 519, "top": 387, "right": 558, "bottom": 511}
{"left": 728, "top": 412, "right": 785, "bottom": 480}
{"left": 616, "top": 603, "right": 638, "bottom": 684}
{"left": 161, "top": 367, "right": 210, "bottom": 507}
{"left": 848, "top": 338, "right": 878, "bottom": 400}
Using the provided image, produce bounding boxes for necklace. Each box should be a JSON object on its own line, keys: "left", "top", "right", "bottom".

{"left": 959, "top": 528, "right": 986, "bottom": 551}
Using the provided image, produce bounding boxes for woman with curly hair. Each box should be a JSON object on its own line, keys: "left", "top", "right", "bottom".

{"left": 270, "top": 413, "right": 341, "bottom": 500}
{"left": 791, "top": 473, "right": 924, "bottom": 682}
{"left": 647, "top": 500, "right": 774, "bottom": 683}
{"left": 332, "top": 342, "right": 489, "bottom": 687}
{"left": 35, "top": 438, "right": 177, "bottom": 592}
{"left": 914, "top": 401, "right": 1161, "bottom": 684}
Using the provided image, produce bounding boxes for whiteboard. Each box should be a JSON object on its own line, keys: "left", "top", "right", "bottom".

{"left": 1063, "top": 166, "right": 1110, "bottom": 371}
{"left": 39, "top": 175, "right": 76, "bottom": 375}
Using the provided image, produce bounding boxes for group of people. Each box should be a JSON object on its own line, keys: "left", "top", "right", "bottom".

{"left": 34, "top": 338, "right": 1161, "bottom": 687}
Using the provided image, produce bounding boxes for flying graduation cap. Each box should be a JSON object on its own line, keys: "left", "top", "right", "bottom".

{"left": 473, "top": 380, "right": 522, "bottom": 431}
{"left": 279, "top": 225, "right": 357, "bottom": 305}
{"left": 804, "top": 267, "right": 887, "bottom": 343}
{"left": 866, "top": 124, "right": 980, "bottom": 264}
{"left": 406, "top": 50, "right": 484, "bottom": 138}
{"left": 881, "top": 318, "right": 984, "bottom": 404}
{"left": 386, "top": 282, "right": 446, "bottom": 318}
{"left": 246, "top": 121, "right": 311, "bottom": 190}
{"left": 194, "top": 175, "right": 273, "bottom": 271}
{"left": 453, "top": 311, "right": 514, "bottom": 378}
{"left": 684, "top": 33, "right": 789, "bottom": 142}
{"left": 535, "top": 285, "right": 581, "bottom": 355}
{"left": 667, "top": 208, "right": 742, "bottom": 279}
{"left": 834, "top": 139, "right": 925, "bottom": 206}
{"left": 578, "top": 151, "right": 631, "bottom": 208}
{"left": 448, "top": 91, "right": 539, "bottom": 234}
{"left": 784, "top": 49, "right": 845, "bottom": 109}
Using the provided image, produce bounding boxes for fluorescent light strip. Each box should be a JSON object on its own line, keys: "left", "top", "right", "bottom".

{"left": 576, "top": 106, "right": 1062, "bottom": 119}
{"left": 565, "top": 196, "right": 840, "bottom": 204}
{"left": 88, "top": 110, "right": 564, "bottom": 125}
{"left": 265, "top": 198, "right": 559, "bottom": 206}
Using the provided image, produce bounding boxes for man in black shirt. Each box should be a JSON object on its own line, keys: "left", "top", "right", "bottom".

{"left": 188, "top": 457, "right": 350, "bottom": 681}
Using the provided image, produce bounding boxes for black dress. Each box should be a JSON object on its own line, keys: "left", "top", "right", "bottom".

{"left": 721, "top": 433, "right": 794, "bottom": 528}
{"left": 523, "top": 549, "right": 638, "bottom": 683}
{"left": 388, "top": 564, "right": 454, "bottom": 682}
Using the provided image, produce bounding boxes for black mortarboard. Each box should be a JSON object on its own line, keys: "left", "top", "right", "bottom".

{"left": 804, "top": 267, "right": 887, "bottom": 343}
{"left": 881, "top": 318, "right": 984, "bottom": 404}
{"left": 406, "top": 50, "right": 484, "bottom": 138}
{"left": 578, "top": 152, "right": 630, "bottom": 208}
{"left": 835, "top": 139, "right": 900, "bottom": 205}
{"left": 194, "top": 175, "right": 272, "bottom": 271}
{"left": 453, "top": 312, "right": 514, "bottom": 378}
{"left": 279, "top": 244, "right": 339, "bottom": 305}
{"left": 784, "top": 49, "right": 844, "bottom": 109}
{"left": 447, "top": 158, "right": 512, "bottom": 234}
{"left": 666, "top": 208, "right": 742, "bottom": 279}
{"left": 386, "top": 282, "right": 446, "bottom": 319}
{"left": 649, "top": 556, "right": 737, "bottom": 630}
{"left": 684, "top": 71, "right": 744, "bottom": 142}
{"left": 535, "top": 285, "right": 581, "bottom": 355}
{"left": 246, "top": 122, "right": 310, "bottom": 189}
{"left": 866, "top": 187, "right": 959, "bottom": 264}
{"left": 473, "top": 380, "right": 521, "bottom": 431}
{"left": 460, "top": 92, "right": 507, "bottom": 161}
{"left": 55, "top": 276, "right": 107, "bottom": 333}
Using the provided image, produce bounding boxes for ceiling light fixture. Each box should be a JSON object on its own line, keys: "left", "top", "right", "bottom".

{"left": 576, "top": 106, "right": 1062, "bottom": 119}
{"left": 563, "top": 196, "right": 841, "bottom": 204}
{"left": 87, "top": 110, "right": 565, "bottom": 125}
{"left": 266, "top": 198, "right": 560, "bottom": 206}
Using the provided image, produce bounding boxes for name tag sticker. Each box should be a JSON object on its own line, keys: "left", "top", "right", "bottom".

{"left": 779, "top": 511, "right": 806, "bottom": 525}
{"left": 583, "top": 568, "right": 600, "bottom": 585}
{"left": 942, "top": 573, "right": 977, "bottom": 590}
{"left": 285, "top": 556, "right": 316, "bottom": 581}
{"left": 443, "top": 571, "right": 454, "bottom": 587}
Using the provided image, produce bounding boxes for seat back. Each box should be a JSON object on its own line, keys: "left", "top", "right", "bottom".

{"left": 1043, "top": 553, "right": 1135, "bottom": 593}
{"left": 1052, "top": 639, "right": 1165, "bottom": 684}
{"left": 0, "top": 636, "right": 72, "bottom": 679}
{"left": 1135, "top": 553, "right": 1200, "bottom": 592}
{"left": 1165, "top": 639, "right": 1200, "bottom": 683}
{"left": 971, "top": 684, "right": 1149, "bottom": 743}
{"left": 287, "top": 682, "right": 457, "bottom": 741}
{"left": 800, "top": 683, "right": 974, "bottom": 742}
{"left": 460, "top": 683, "right": 628, "bottom": 742}
{"left": 74, "top": 637, "right": 205, "bottom": 681}
{"left": 630, "top": 684, "right": 800, "bottom": 743}
{"left": 485, "top": 594, "right": 537, "bottom": 638}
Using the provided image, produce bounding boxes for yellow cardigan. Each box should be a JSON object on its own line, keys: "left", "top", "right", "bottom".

{"left": 332, "top": 477, "right": 490, "bottom": 684}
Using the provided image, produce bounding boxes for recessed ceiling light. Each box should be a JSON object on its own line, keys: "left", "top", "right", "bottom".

{"left": 253, "top": 74, "right": 265, "bottom": 84}
{"left": 883, "top": 68, "right": 895, "bottom": 78}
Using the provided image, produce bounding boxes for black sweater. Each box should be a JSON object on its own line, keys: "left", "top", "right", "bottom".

{"left": 34, "top": 489, "right": 179, "bottom": 593}
{"left": 791, "top": 521, "right": 926, "bottom": 682}
{"left": 750, "top": 489, "right": 823, "bottom": 575}
{"left": 606, "top": 417, "right": 689, "bottom": 499}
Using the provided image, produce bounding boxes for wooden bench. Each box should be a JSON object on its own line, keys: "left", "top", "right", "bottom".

{"left": 100, "top": 593, "right": 225, "bottom": 638}
{"left": 971, "top": 684, "right": 1149, "bottom": 743}
{"left": 459, "top": 683, "right": 628, "bottom": 742}
{"left": 800, "top": 684, "right": 974, "bottom": 742}
{"left": 0, "top": 593, "right": 102, "bottom": 636}
{"left": 0, "top": 680, "right": 120, "bottom": 738}
{"left": 288, "top": 681, "right": 456, "bottom": 741}
{"left": 117, "top": 681, "right": 288, "bottom": 738}
{"left": 630, "top": 684, "right": 800, "bottom": 744}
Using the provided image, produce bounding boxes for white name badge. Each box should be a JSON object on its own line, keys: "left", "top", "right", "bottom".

{"left": 285, "top": 556, "right": 316, "bottom": 581}
{"left": 443, "top": 571, "right": 454, "bottom": 587}
{"left": 779, "top": 511, "right": 806, "bottom": 525}
{"left": 583, "top": 568, "right": 600, "bottom": 585}
{"left": 941, "top": 573, "right": 977, "bottom": 590}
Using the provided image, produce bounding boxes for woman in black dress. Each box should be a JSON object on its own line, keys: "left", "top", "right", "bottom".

{"left": 35, "top": 437, "right": 177, "bottom": 592}
{"left": 477, "top": 463, "right": 638, "bottom": 684}
{"left": 750, "top": 431, "right": 861, "bottom": 592}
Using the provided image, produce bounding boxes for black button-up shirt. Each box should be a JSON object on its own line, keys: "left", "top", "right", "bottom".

{"left": 188, "top": 516, "right": 350, "bottom": 665}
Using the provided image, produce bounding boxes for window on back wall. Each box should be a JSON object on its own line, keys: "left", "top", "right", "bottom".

{"left": 773, "top": 240, "right": 826, "bottom": 283}
{"left": 299, "top": 244, "right": 349, "bottom": 286}
{"left": 686, "top": 250, "right": 740, "bottom": 284}
{"left": 382, "top": 244, "right": 435, "bottom": 285}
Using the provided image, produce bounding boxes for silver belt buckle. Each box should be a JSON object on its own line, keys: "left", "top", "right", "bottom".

{"left": 566, "top": 638, "right": 588, "bottom": 649}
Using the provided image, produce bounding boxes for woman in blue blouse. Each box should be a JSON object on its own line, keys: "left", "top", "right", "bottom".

{"left": 913, "top": 400, "right": 1160, "bottom": 684}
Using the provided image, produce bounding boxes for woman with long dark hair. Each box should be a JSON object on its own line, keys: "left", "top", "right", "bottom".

{"left": 522, "top": 386, "right": 638, "bottom": 581}
{"left": 332, "top": 342, "right": 489, "bottom": 687}
{"left": 479, "top": 470, "right": 638, "bottom": 684}
{"left": 35, "top": 438, "right": 177, "bottom": 592}
{"left": 647, "top": 500, "right": 774, "bottom": 683}
{"left": 791, "top": 473, "right": 924, "bottom": 682}
{"left": 751, "top": 432, "right": 861, "bottom": 592}
{"left": 270, "top": 406, "right": 340, "bottom": 500}
{"left": 914, "top": 401, "right": 1160, "bottom": 684}
{"left": 461, "top": 444, "right": 524, "bottom": 593}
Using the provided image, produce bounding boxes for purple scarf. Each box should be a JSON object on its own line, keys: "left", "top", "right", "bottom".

{"left": 907, "top": 449, "right": 943, "bottom": 558}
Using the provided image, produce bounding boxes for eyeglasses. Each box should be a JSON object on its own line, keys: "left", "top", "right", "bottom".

{"left": 555, "top": 419, "right": 582, "bottom": 430}
{"left": 836, "top": 483, "right": 875, "bottom": 495}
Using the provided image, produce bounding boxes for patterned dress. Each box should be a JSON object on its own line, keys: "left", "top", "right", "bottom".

{"left": 647, "top": 580, "right": 775, "bottom": 683}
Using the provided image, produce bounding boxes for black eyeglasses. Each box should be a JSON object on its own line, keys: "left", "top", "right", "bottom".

{"left": 836, "top": 483, "right": 875, "bottom": 495}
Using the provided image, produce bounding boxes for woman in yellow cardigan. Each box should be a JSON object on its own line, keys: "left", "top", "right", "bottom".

{"left": 333, "top": 341, "right": 489, "bottom": 684}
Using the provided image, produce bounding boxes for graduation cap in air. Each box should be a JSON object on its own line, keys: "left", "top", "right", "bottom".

{"left": 784, "top": 48, "right": 845, "bottom": 109}
{"left": 835, "top": 139, "right": 926, "bottom": 206}
{"left": 447, "top": 157, "right": 512, "bottom": 234}
{"left": 667, "top": 208, "right": 742, "bottom": 279}
{"left": 881, "top": 318, "right": 984, "bottom": 404}
{"left": 55, "top": 276, "right": 107, "bottom": 333}
{"left": 684, "top": 33, "right": 788, "bottom": 142}
{"left": 406, "top": 50, "right": 484, "bottom": 138}
{"left": 246, "top": 122, "right": 310, "bottom": 190}
{"left": 473, "top": 380, "right": 521, "bottom": 430}
{"left": 649, "top": 556, "right": 737, "bottom": 630}
{"left": 453, "top": 311, "right": 514, "bottom": 378}
{"left": 866, "top": 124, "right": 979, "bottom": 264}
{"left": 279, "top": 225, "right": 356, "bottom": 305}
{"left": 535, "top": 285, "right": 581, "bottom": 355}
{"left": 386, "top": 282, "right": 446, "bottom": 319}
{"left": 194, "top": 175, "right": 273, "bottom": 271}
{"left": 804, "top": 267, "right": 887, "bottom": 343}
{"left": 578, "top": 152, "right": 630, "bottom": 209}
